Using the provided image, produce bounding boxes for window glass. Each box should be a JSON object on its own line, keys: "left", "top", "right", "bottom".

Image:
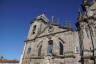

{"left": 48, "top": 40, "right": 53, "bottom": 53}
{"left": 75, "top": 46, "right": 79, "bottom": 53}
{"left": 60, "top": 42, "right": 63, "bottom": 55}
{"left": 27, "top": 48, "right": 31, "bottom": 54}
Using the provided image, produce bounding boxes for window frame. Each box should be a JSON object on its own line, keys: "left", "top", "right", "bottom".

{"left": 48, "top": 40, "right": 53, "bottom": 54}
{"left": 27, "top": 47, "right": 31, "bottom": 54}
{"left": 59, "top": 42, "right": 64, "bottom": 55}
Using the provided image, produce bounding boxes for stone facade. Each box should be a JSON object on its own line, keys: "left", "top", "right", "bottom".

{"left": 20, "top": 0, "right": 96, "bottom": 64}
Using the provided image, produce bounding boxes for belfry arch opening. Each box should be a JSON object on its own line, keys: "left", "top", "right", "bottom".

{"left": 33, "top": 25, "right": 36, "bottom": 34}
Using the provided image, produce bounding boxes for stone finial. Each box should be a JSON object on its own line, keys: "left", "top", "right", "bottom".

{"left": 83, "top": 0, "right": 88, "bottom": 2}
{"left": 81, "top": 0, "right": 90, "bottom": 11}
{"left": 78, "top": 8, "right": 83, "bottom": 20}
{"left": 51, "top": 16, "right": 55, "bottom": 24}
{"left": 78, "top": 8, "right": 82, "bottom": 17}
{"left": 83, "top": 0, "right": 89, "bottom": 4}
{"left": 57, "top": 19, "right": 60, "bottom": 25}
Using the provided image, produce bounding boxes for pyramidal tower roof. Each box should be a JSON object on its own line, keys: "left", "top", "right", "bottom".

{"left": 36, "top": 13, "right": 49, "bottom": 23}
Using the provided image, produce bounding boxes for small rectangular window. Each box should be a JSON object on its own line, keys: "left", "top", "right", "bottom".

{"left": 75, "top": 47, "right": 79, "bottom": 53}
{"left": 27, "top": 48, "right": 31, "bottom": 54}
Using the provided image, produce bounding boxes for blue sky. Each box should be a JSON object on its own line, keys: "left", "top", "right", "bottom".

{"left": 0, "top": 0, "right": 82, "bottom": 60}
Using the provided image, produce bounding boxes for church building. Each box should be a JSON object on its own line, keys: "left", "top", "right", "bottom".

{"left": 20, "top": 0, "right": 96, "bottom": 64}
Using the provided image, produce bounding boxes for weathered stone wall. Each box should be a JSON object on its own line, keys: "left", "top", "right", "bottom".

{"left": 21, "top": 24, "right": 80, "bottom": 64}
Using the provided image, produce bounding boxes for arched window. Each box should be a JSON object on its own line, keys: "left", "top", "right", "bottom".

{"left": 38, "top": 45, "right": 42, "bottom": 56}
{"left": 27, "top": 48, "right": 31, "bottom": 54}
{"left": 33, "top": 25, "right": 36, "bottom": 34}
{"left": 48, "top": 40, "right": 53, "bottom": 53}
{"left": 59, "top": 42, "right": 64, "bottom": 55}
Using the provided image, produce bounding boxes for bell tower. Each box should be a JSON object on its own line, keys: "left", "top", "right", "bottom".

{"left": 27, "top": 13, "right": 48, "bottom": 40}
{"left": 77, "top": 0, "right": 96, "bottom": 64}
{"left": 20, "top": 13, "right": 49, "bottom": 64}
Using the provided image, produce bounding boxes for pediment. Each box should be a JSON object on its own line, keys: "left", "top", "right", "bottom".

{"left": 37, "top": 24, "right": 71, "bottom": 38}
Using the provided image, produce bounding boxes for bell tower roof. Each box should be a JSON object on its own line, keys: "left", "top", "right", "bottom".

{"left": 36, "top": 13, "right": 49, "bottom": 23}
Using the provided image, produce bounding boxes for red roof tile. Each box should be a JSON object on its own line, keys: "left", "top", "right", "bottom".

{"left": 0, "top": 60, "right": 19, "bottom": 63}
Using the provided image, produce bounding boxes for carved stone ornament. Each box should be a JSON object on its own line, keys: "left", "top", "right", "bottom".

{"left": 48, "top": 26, "right": 54, "bottom": 33}
{"left": 47, "top": 35, "right": 52, "bottom": 40}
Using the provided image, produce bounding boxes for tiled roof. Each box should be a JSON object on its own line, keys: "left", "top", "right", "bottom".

{"left": 0, "top": 60, "right": 19, "bottom": 63}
